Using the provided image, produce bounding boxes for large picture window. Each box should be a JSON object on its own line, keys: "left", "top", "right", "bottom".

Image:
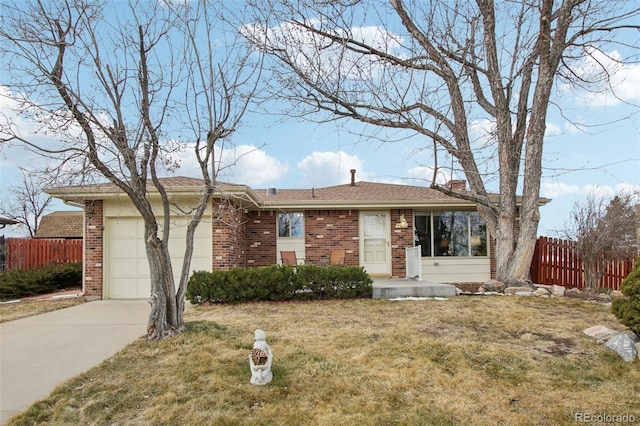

{"left": 278, "top": 212, "right": 304, "bottom": 238}
{"left": 414, "top": 211, "right": 487, "bottom": 257}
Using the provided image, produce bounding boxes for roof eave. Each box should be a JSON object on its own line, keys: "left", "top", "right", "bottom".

{"left": 259, "top": 199, "right": 479, "bottom": 210}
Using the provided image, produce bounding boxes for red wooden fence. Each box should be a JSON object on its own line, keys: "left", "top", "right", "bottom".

{"left": 4, "top": 238, "right": 83, "bottom": 272}
{"left": 530, "top": 236, "right": 636, "bottom": 291}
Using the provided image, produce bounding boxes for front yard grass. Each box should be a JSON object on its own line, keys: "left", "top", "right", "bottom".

{"left": 0, "top": 297, "right": 85, "bottom": 323}
{"left": 7, "top": 296, "right": 640, "bottom": 425}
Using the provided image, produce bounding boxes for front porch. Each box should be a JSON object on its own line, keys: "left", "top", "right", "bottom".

{"left": 372, "top": 277, "right": 457, "bottom": 299}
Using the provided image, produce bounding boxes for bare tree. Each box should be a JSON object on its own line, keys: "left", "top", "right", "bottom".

{"left": 560, "top": 192, "right": 639, "bottom": 291}
{"left": 244, "top": 0, "right": 640, "bottom": 284}
{"left": 1, "top": 170, "right": 53, "bottom": 238}
{"left": 0, "top": 0, "right": 262, "bottom": 339}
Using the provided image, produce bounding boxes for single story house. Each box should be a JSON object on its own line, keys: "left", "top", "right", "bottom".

{"left": 35, "top": 211, "right": 84, "bottom": 239}
{"left": 46, "top": 171, "right": 549, "bottom": 299}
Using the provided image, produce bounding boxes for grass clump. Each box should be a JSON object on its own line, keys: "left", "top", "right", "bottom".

{"left": 7, "top": 297, "right": 640, "bottom": 426}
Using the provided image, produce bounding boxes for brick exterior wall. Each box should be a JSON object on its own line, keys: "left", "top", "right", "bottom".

{"left": 212, "top": 200, "right": 248, "bottom": 270}
{"left": 390, "top": 209, "right": 414, "bottom": 278}
{"left": 245, "top": 210, "right": 277, "bottom": 267}
{"left": 304, "top": 210, "right": 359, "bottom": 265}
{"left": 84, "top": 198, "right": 498, "bottom": 299}
{"left": 84, "top": 200, "right": 103, "bottom": 300}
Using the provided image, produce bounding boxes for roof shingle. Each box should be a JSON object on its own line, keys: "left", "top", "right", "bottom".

{"left": 35, "top": 211, "right": 83, "bottom": 239}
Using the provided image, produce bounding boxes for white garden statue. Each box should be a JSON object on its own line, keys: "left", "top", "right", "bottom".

{"left": 249, "top": 329, "right": 273, "bottom": 385}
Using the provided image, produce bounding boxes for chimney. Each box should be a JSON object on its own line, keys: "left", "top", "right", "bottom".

{"left": 266, "top": 187, "right": 278, "bottom": 195}
{"left": 350, "top": 169, "right": 356, "bottom": 186}
{"left": 446, "top": 180, "right": 466, "bottom": 191}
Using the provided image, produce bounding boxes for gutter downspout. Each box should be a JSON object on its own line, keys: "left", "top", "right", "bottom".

{"left": 63, "top": 200, "right": 87, "bottom": 298}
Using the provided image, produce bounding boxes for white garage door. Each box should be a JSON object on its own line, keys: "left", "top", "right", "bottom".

{"left": 107, "top": 216, "right": 212, "bottom": 299}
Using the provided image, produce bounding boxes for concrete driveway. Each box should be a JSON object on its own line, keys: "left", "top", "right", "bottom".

{"left": 0, "top": 300, "right": 149, "bottom": 424}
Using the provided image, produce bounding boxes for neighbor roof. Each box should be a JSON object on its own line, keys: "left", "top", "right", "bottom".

{"left": 35, "top": 211, "right": 83, "bottom": 238}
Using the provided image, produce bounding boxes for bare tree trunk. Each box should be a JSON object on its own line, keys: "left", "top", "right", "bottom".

{"left": 244, "top": 0, "right": 638, "bottom": 287}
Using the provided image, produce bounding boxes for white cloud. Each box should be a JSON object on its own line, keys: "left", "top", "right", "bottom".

{"left": 541, "top": 181, "right": 581, "bottom": 198}
{"left": 243, "top": 20, "right": 403, "bottom": 83}
{"left": 217, "top": 144, "right": 288, "bottom": 185}
{"left": 297, "top": 151, "right": 365, "bottom": 187}
{"left": 544, "top": 122, "right": 562, "bottom": 137}
{"left": 468, "top": 118, "right": 496, "bottom": 147}
{"left": 171, "top": 143, "right": 288, "bottom": 186}
{"left": 406, "top": 165, "right": 452, "bottom": 186}
{"left": 541, "top": 181, "right": 640, "bottom": 201}
{"left": 582, "top": 184, "right": 616, "bottom": 200}
{"left": 563, "top": 48, "right": 640, "bottom": 107}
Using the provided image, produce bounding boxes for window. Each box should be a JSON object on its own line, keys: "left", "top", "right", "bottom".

{"left": 414, "top": 211, "right": 487, "bottom": 257}
{"left": 278, "top": 212, "right": 304, "bottom": 238}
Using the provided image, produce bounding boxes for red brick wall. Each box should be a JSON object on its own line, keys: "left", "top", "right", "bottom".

{"left": 245, "top": 210, "right": 277, "bottom": 267}
{"left": 84, "top": 200, "right": 103, "bottom": 300}
{"left": 390, "top": 209, "right": 414, "bottom": 278}
{"left": 212, "top": 200, "right": 247, "bottom": 270}
{"left": 304, "top": 210, "right": 359, "bottom": 265}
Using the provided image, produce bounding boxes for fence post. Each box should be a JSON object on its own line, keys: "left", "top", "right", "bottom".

{"left": 0, "top": 235, "right": 5, "bottom": 272}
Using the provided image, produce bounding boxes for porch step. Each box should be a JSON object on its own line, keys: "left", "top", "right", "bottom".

{"left": 372, "top": 278, "right": 457, "bottom": 299}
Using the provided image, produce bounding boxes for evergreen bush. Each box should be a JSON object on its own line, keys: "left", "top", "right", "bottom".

{"left": 0, "top": 262, "right": 83, "bottom": 301}
{"left": 186, "top": 265, "right": 372, "bottom": 304}
{"left": 612, "top": 257, "right": 640, "bottom": 336}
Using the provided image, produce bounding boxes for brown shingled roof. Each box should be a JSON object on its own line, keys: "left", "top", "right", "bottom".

{"left": 45, "top": 177, "right": 548, "bottom": 210}
{"left": 258, "top": 182, "right": 460, "bottom": 202}
{"left": 253, "top": 181, "right": 500, "bottom": 209}
{"left": 35, "top": 211, "right": 83, "bottom": 239}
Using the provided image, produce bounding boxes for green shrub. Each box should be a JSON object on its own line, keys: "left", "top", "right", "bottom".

{"left": 186, "top": 265, "right": 372, "bottom": 304}
{"left": 612, "top": 257, "right": 640, "bottom": 336}
{"left": 0, "top": 262, "right": 83, "bottom": 301}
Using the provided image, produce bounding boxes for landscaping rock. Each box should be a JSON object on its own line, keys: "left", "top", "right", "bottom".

{"left": 610, "top": 290, "right": 624, "bottom": 298}
{"left": 533, "top": 288, "right": 550, "bottom": 297}
{"left": 515, "top": 291, "right": 533, "bottom": 297}
{"left": 583, "top": 325, "right": 618, "bottom": 341}
{"left": 551, "top": 285, "right": 565, "bottom": 297}
{"left": 597, "top": 293, "right": 612, "bottom": 303}
{"left": 636, "top": 342, "right": 640, "bottom": 361}
{"left": 482, "top": 279, "right": 505, "bottom": 293}
{"left": 604, "top": 332, "right": 640, "bottom": 362}
{"left": 565, "top": 288, "right": 581, "bottom": 296}
{"left": 504, "top": 286, "right": 535, "bottom": 295}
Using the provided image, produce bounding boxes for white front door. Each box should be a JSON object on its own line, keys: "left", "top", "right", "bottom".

{"left": 360, "top": 211, "right": 391, "bottom": 276}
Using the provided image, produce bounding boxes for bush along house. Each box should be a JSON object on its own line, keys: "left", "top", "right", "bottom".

{"left": 45, "top": 170, "right": 549, "bottom": 299}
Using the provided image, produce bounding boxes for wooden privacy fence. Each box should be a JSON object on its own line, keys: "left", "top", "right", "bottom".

{"left": 3, "top": 238, "right": 83, "bottom": 272}
{"left": 530, "top": 236, "right": 636, "bottom": 291}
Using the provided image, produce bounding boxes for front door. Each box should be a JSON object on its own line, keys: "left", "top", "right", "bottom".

{"left": 360, "top": 211, "right": 391, "bottom": 276}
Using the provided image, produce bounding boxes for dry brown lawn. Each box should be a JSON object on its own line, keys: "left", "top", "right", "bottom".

{"left": 0, "top": 298, "right": 85, "bottom": 323}
{"left": 7, "top": 296, "right": 640, "bottom": 425}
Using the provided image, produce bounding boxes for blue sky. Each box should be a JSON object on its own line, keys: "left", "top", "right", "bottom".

{"left": 1, "top": 1, "right": 639, "bottom": 238}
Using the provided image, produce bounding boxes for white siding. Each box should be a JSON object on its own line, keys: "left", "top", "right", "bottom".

{"left": 276, "top": 239, "right": 306, "bottom": 265}
{"left": 420, "top": 257, "right": 490, "bottom": 283}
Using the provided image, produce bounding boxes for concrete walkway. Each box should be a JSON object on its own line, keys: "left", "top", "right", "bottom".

{"left": 372, "top": 278, "right": 457, "bottom": 298}
{"left": 0, "top": 300, "right": 149, "bottom": 424}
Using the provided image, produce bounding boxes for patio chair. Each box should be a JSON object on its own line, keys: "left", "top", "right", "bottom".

{"left": 329, "top": 249, "right": 346, "bottom": 266}
{"left": 280, "top": 250, "right": 305, "bottom": 266}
